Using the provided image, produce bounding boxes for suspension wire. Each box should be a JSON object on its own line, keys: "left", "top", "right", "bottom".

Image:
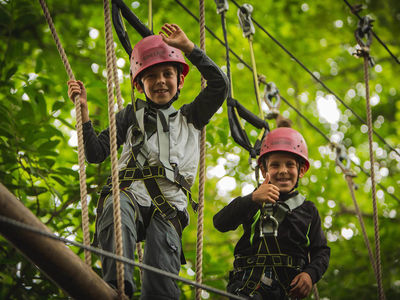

{"left": 352, "top": 160, "right": 400, "bottom": 204}
{"left": 229, "top": 0, "right": 400, "bottom": 159}
{"left": 343, "top": 0, "right": 400, "bottom": 65}
{"left": 38, "top": 0, "right": 91, "bottom": 266}
{"left": 174, "top": 0, "right": 399, "bottom": 209}
{"left": 282, "top": 91, "right": 399, "bottom": 204}
{"left": 0, "top": 215, "right": 246, "bottom": 300}
{"left": 174, "top": 0, "right": 399, "bottom": 159}
{"left": 173, "top": 0, "right": 399, "bottom": 214}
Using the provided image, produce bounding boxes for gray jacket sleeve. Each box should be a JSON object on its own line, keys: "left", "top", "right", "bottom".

{"left": 180, "top": 45, "right": 229, "bottom": 129}
{"left": 82, "top": 104, "right": 134, "bottom": 163}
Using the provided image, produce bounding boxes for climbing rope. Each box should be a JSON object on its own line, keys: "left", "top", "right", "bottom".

{"left": 353, "top": 17, "right": 385, "bottom": 300}
{"left": 103, "top": 0, "right": 126, "bottom": 297}
{"left": 195, "top": 1, "right": 206, "bottom": 299}
{"left": 334, "top": 144, "right": 378, "bottom": 279}
{"left": 38, "top": 0, "right": 91, "bottom": 266}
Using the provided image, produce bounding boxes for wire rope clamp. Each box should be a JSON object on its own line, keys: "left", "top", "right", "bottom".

{"left": 263, "top": 82, "right": 281, "bottom": 120}
{"left": 237, "top": 3, "right": 255, "bottom": 38}
{"left": 214, "top": 0, "right": 229, "bottom": 14}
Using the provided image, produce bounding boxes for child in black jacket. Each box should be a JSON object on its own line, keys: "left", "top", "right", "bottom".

{"left": 214, "top": 127, "right": 330, "bottom": 299}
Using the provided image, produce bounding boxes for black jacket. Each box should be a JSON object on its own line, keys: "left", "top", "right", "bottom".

{"left": 213, "top": 192, "right": 330, "bottom": 284}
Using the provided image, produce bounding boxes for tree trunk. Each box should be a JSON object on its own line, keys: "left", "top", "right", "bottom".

{"left": 0, "top": 183, "right": 118, "bottom": 300}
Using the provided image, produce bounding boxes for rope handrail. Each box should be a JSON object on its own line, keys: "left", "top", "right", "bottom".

{"left": 103, "top": 0, "right": 126, "bottom": 297}
{"left": 0, "top": 215, "right": 246, "bottom": 300}
{"left": 196, "top": 0, "right": 206, "bottom": 299}
{"left": 357, "top": 33, "right": 385, "bottom": 299}
{"left": 38, "top": 0, "right": 91, "bottom": 265}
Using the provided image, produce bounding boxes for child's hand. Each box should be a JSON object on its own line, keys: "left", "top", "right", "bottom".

{"left": 289, "top": 272, "right": 312, "bottom": 298}
{"left": 67, "top": 80, "right": 89, "bottom": 123}
{"left": 252, "top": 173, "right": 280, "bottom": 205}
{"left": 67, "top": 80, "right": 87, "bottom": 104}
{"left": 159, "top": 23, "right": 194, "bottom": 56}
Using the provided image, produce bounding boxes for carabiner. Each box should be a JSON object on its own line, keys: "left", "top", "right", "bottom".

{"left": 260, "top": 204, "right": 279, "bottom": 237}
{"left": 263, "top": 82, "right": 281, "bottom": 120}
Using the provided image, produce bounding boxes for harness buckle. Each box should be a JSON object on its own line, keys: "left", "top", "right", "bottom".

{"left": 153, "top": 194, "right": 166, "bottom": 206}
{"left": 287, "top": 256, "right": 293, "bottom": 267}
{"left": 158, "top": 166, "right": 165, "bottom": 177}
{"left": 272, "top": 255, "right": 282, "bottom": 266}
{"left": 142, "top": 167, "right": 152, "bottom": 178}
{"left": 124, "top": 168, "right": 135, "bottom": 179}
{"left": 256, "top": 255, "right": 266, "bottom": 266}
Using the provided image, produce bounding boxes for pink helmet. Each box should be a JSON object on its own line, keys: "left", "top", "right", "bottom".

{"left": 258, "top": 127, "right": 310, "bottom": 172}
{"left": 130, "top": 35, "right": 189, "bottom": 83}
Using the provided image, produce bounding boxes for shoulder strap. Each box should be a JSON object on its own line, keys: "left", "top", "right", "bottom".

{"left": 156, "top": 106, "right": 177, "bottom": 182}
{"left": 274, "top": 193, "right": 305, "bottom": 224}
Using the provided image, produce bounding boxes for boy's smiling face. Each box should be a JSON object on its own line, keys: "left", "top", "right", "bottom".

{"left": 261, "top": 152, "right": 306, "bottom": 193}
{"left": 134, "top": 63, "right": 184, "bottom": 105}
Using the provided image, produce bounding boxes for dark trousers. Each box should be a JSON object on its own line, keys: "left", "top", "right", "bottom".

{"left": 97, "top": 191, "right": 183, "bottom": 299}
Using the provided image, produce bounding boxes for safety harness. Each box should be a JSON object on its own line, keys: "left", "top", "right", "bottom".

{"left": 234, "top": 193, "right": 306, "bottom": 297}
{"left": 92, "top": 99, "right": 198, "bottom": 248}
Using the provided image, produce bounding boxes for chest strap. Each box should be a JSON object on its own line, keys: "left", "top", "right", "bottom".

{"left": 234, "top": 253, "right": 305, "bottom": 271}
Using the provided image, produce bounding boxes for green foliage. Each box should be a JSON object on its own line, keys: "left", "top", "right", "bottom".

{"left": 1, "top": 0, "right": 399, "bottom": 299}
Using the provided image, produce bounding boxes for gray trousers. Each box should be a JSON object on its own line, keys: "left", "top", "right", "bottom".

{"left": 97, "top": 191, "right": 183, "bottom": 299}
